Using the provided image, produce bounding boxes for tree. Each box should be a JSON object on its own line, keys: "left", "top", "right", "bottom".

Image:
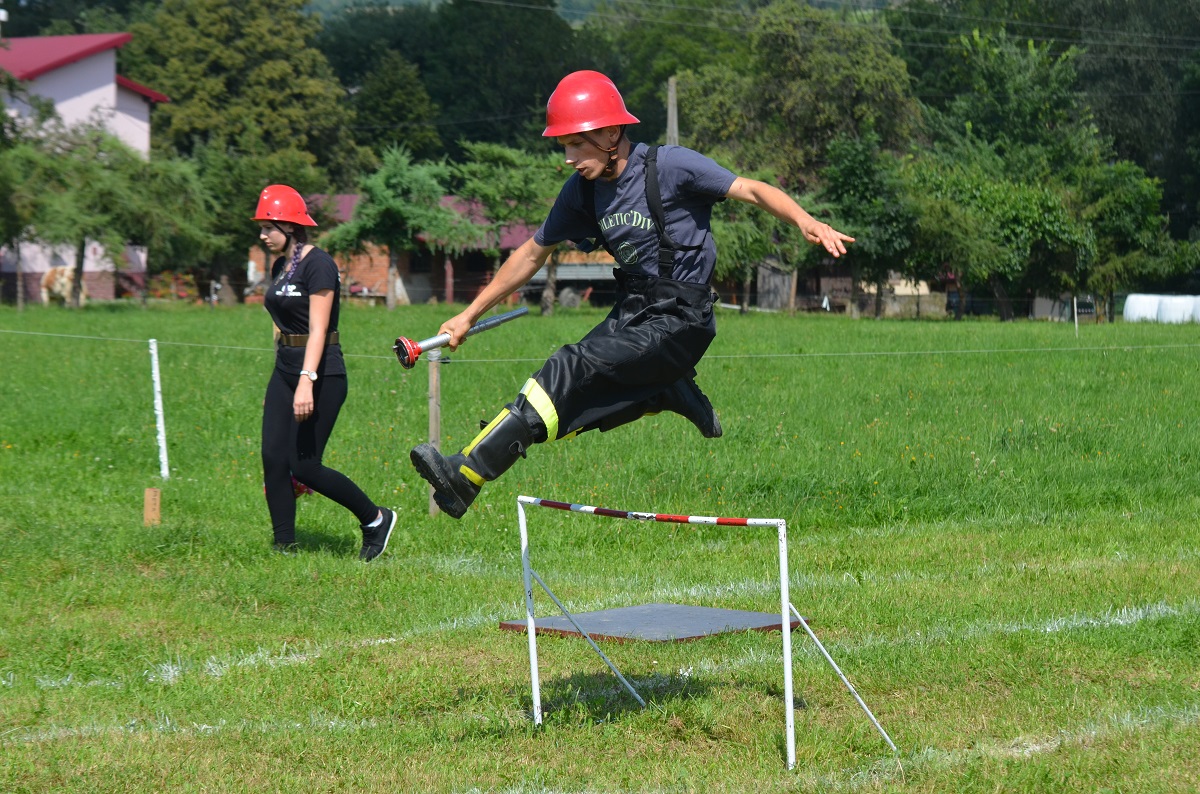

{"left": 925, "top": 30, "right": 1102, "bottom": 183}
{"left": 3, "top": 0, "right": 153, "bottom": 35}
{"left": 1039, "top": 0, "right": 1200, "bottom": 238}
{"left": 887, "top": 0, "right": 1200, "bottom": 239}
{"left": 322, "top": 147, "right": 470, "bottom": 310}
{"left": 316, "top": 2, "right": 434, "bottom": 90}
{"left": 701, "top": 154, "right": 830, "bottom": 313}
{"left": 1078, "top": 161, "right": 1177, "bottom": 320}
{"left": 821, "top": 132, "right": 917, "bottom": 318}
{"left": 125, "top": 0, "right": 372, "bottom": 188}
{"left": 576, "top": 0, "right": 753, "bottom": 145}
{"left": 417, "top": 0, "right": 579, "bottom": 153}
{"left": 451, "top": 142, "right": 565, "bottom": 312}
{"left": 0, "top": 77, "right": 54, "bottom": 310}
{"left": 679, "top": 0, "right": 918, "bottom": 187}
{"left": 352, "top": 51, "right": 443, "bottom": 160}
{"left": 4, "top": 125, "right": 215, "bottom": 307}
{"left": 905, "top": 154, "right": 1093, "bottom": 320}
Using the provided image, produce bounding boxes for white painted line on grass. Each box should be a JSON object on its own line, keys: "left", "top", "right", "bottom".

{"left": 792, "top": 702, "right": 1200, "bottom": 791}
{"left": 6, "top": 590, "right": 1196, "bottom": 694}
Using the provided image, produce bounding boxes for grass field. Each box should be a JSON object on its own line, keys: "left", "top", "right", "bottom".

{"left": 1, "top": 301, "right": 1198, "bottom": 792}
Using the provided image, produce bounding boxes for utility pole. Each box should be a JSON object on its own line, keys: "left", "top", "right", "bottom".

{"left": 666, "top": 76, "right": 678, "bottom": 146}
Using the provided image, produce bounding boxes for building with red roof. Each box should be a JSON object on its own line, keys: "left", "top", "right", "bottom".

{"left": 0, "top": 33, "right": 167, "bottom": 156}
{"left": 0, "top": 33, "right": 170, "bottom": 303}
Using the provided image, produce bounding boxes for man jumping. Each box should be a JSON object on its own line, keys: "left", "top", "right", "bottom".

{"left": 410, "top": 70, "right": 854, "bottom": 518}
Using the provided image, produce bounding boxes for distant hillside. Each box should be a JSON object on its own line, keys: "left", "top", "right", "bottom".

{"left": 305, "top": 0, "right": 882, "bottom": 22}
{"left": 307, "top": 0, "right": 600, "bottom": 19}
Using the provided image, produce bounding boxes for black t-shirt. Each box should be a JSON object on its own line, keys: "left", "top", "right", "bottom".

{"left": 263, "top": 247, "right": 346, "bottom": 376}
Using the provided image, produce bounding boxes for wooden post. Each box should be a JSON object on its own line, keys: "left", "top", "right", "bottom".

{"left": 666, "top": 76, "right": 678, "bottom": 146}
{"left": 144, "top": 487, "right": 161, "bottom": 526}
{"left": 427, "top": 348, "right": 442, "bottom": 516}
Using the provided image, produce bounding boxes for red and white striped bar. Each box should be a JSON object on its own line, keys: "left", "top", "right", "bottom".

{"left": 518, "top": 497, "right": 784, "bottom": 528}
{"left": 516, "top": 495, "right": 797, "bottom": 770}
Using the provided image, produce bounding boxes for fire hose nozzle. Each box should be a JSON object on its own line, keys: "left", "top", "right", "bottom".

{"left": 393, "top": 306, "right": 529, "bottom": 368}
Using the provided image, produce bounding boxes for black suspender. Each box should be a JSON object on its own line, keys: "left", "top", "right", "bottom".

{"left": 581, "top": 144, "right": 702, "bottom": 278}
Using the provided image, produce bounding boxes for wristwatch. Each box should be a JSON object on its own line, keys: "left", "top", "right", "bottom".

{"left": 300, "top": 370, "right": 318, "bottom": 382}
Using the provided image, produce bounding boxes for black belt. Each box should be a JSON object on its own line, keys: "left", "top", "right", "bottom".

{"left": 613, "top": 269, "right": 714, "bottom": 305}
{"left": 279, "top": 331, "right": 339, "bottom": 347}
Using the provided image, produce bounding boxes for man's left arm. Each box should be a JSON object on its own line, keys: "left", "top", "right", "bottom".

{"left": 725, "top": 177, "right": 854, "bottom": 258}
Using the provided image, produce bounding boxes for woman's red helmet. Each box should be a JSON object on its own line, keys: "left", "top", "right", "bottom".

{"left": 253, "top": 184, "right": 317, "bottom": 226}
{"left": 543, "top": 71, "right": 640, "bottom": 137}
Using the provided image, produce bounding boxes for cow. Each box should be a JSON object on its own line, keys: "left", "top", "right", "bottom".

{"left": 40, "top": 266, "right": 87, "bottom": 306}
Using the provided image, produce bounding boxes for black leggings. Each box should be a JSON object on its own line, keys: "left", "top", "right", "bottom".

{"left": 261, "top": 369, "right": 376, "bottom": 544}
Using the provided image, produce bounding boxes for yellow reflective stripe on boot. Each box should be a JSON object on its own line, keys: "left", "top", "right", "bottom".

{"left": 459, "top": 464, "right": 486, "bottom": 487}
{"left": 460, "top": 408, "right": 511, "bottom": 487}
{"left": 519, "top": 378, "right": 560, "bottom": 440}
{"left": 463, "top": 408, "right": 508, "bottom": 457}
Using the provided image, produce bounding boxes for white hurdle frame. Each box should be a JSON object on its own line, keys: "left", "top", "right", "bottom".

{"left": 517, "top": 496, "right": 799, "bottom": 767}
{"left": 516, "top": 495, "right": 898, "bottom": 769}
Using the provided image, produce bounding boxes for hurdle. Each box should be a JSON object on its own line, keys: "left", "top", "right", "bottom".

{"left": 515, "top": 496, "right": 897, "bottom": 770}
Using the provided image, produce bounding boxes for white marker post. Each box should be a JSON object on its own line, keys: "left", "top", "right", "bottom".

{"left": 149, "top": 339, "right": 170, "bottom": 480}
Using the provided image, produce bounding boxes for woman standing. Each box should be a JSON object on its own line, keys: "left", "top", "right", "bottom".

{"left": 256, "top": 184, "right": 396, "bottom": 560}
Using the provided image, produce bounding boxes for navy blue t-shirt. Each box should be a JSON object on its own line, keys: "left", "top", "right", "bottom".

{"left": 263, "top": 247, "right": 346, "bottom": 376}
{"left": 535, "top": 142, "right": 737, "bottom": 283}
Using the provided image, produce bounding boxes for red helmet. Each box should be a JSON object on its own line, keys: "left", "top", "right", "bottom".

{"left": 253, "top": 184, "right": 317, "bottom": 226}
{"left": 542, "top": 71, "right": 640, "bottom": 137}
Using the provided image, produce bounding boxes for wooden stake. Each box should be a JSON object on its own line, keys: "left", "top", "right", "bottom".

{"left": 144, "top": 487, "right": 161, "bottom": 526}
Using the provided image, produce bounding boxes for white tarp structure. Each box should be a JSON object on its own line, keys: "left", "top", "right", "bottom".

{"left": 1156, "top": 296, "right": 1194, "bottom": 324}
{"left": 1122, "top": 294, "right": 1200, "bottom": 323}
{"left": 1122, "top": 294, "right": 1161, "bottom": 322}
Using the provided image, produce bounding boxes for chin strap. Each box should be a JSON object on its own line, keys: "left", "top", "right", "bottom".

{"left": 270, "top": 221, "right": 294, "bottom": 248}
{"left": 579, "top": 126, "right": 626, "bottom": 177}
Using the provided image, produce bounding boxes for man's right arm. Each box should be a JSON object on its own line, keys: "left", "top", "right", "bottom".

{"left": 440, "top": 237, "right": 556, "bottom": 348}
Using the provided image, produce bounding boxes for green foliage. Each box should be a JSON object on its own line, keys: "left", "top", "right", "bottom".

{"left": 322, "top": 147, "right": 469, "bottom": 258}
{"left": 124, "top": 0, "right": 371, "bottom": 188}
{"left": 906, "top": 156, "right": 1094, "bottom": 312}
{"left": 821, "top": 132, "right": 917, "bottom": 299}
{"left": 1046, "top": 0, "right": 1200, "bottom": 237}
{"left": 577, "top": 0, "right": 753, "bottom": 144}
{"left": 316, "top": 2, "right": 436, "bottom": 89}
{"left": 680, "top": 1, "right": 917, "bottom": 187}
{"left": 351, "top": 51, "right": 443, "bottom": 160}
{"left": 887, "top": 0, "right": 1200, "bottom": 239}
{"left": 1, "top": 0, "right": 152, "bottom": 35}
{"left": 0, "top": 125, "right": 217, "bottom": 293}
{"left": 1078, "top": 161, "right": 1183, "bottom": 297}
{"left": 450, "top": 142, "right": 567, "bottom": 258}
{"left": 316, "top": 0, "right": 580, "bottom": 155}
{"left": 424, "top": 0, "right": 576, "bottom": 152}
{"left": 924, "top": 30, "right": 1103, "bottom": 183}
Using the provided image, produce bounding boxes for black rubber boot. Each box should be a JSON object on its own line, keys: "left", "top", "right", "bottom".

{"left": 659, "top": 377, "right": 722, "bottom": 438}
{"left": 410, "top": 404, "right": 536, "bottom": 518}
{"left": 590, "top": 377, "right": 722, "bottom": 438}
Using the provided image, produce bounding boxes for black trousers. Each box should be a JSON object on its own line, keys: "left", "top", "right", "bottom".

{"left": 261, "top": 369, "right": 376, "bottom": 544}
{"left": 530, "top": 270, "right": 716, "bottom": 440}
